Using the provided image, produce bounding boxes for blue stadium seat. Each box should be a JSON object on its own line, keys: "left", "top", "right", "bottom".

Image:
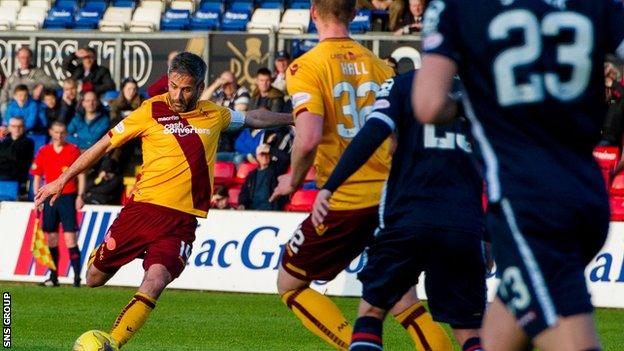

{"left": 349, "top": 9, "right": 371, "bottom": 33}
{"left": 199, "top": 0, "right": 223, "bottom": 12}
{"left": 0, "top": 181, "right": 19, "bottom": 201}
{"left": 257, "top": 0, "right": 283, "bottom": 9}
{"left": 74, "top": 3, "right": 105, "bottom": 29}
{"left": 55, "top": 0, "right": 78, "bottom": 10}
{"left": 112, "top": 0, "right": 135, "bottom": 8}
{"left": 220, "top": 8, "right": 251, "bottom": 31}
{"left": 44, "top": 7, "right": 75, "bottom": 28}
{"left": 191, "top": 7, "right": 220, "bottom": 30}
{"left": 27, "top": 134, "right": 48, "bottom": 156}
{"left": 229, "top": 1, "right": 253, "bottom": 12}
{"left": 291, "top": 39, "right": 318, "bottom": 58}
{"left": 161, "top": 9, "right": 191, "bottom": 30}
{"left": 288, "top": 0, "right": 309, "bottom": 9}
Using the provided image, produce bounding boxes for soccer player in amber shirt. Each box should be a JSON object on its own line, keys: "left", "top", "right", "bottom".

{"left": 268, "top": 1, "right": 452, "bottom": 350}
{"left": 34, "top": 52, "right": 293, "bottom": 349}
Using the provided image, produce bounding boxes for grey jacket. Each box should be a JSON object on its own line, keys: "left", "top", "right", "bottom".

{"left": 0, "top": 67, "right": 59, "bottom": 105}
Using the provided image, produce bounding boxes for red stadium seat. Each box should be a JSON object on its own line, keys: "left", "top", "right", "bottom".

{"left": 214, "top": 161, "right": 236, "bottom": 186}
{"left": 610, "top": 196, "right": 624, "bottom": 221}
{"left": 234, "top": 162, "right": 258, "bottom": 185}
{"left": 612, "top": 174, "right": 624, "bottom": 196}
{"left": 285, "top": 189, "right": 318, "bottom": 212}
{"left": 593, "top": 146, "right": 620, "bottom": 188}
{"left": 228, "top": 186, "right": 241, "bottom": 208}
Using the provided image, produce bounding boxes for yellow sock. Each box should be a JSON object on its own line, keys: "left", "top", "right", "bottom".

{"left": 394, "top": 302, "right": 452, "bottom": 351}
{"left": 110, "top": 291, "right": 156, "bottom": 348}
{"left": 281, "top": 288, "right": 351, "bottom": 350}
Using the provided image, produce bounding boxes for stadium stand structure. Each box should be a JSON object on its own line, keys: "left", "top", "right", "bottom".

{"left": 285, "top": 189, "right": 317, "bottom": 212}
{"left": 234, "top": 162, "right": 258, "bottom": 185}
{"left": 0, "top": 181, "right": 19, "bottom": 201}
{"left": 161, "top": 7, "right": 191, "bottom": 30}
{"left": 214, "top": 161, "right": 236, "bottom": 186}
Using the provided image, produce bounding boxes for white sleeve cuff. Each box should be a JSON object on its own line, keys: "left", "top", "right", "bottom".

{"left": 368, "top": 111, "right": 396, "bottom": 131}
{"left": 227, "top": 110, "right": 246, "bottom": 131}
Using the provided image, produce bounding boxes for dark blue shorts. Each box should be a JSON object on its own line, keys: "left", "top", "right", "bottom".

{"left": 488, "top": 197, "right": 609, "bottom": 339}
{"left": 358, "top": 225, "right": 486, "bottom": 329}
{"left": 42, "top": 193, "right": 78, "bottom": 233}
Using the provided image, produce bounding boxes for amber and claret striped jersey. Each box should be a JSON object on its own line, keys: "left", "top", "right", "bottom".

{"left": 287, "top": 38, "right": 394, "bottom": 210}
{"left": 108, "top": 94, "right": 244, "bottom": 217}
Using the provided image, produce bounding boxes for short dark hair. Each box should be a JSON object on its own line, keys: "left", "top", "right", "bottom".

{"left": 256, "top": 67, "right": 272, "bottom": 77}
{"left": 168, "top": 52, "right": 207, "bottom": 86}
{"left": 13, "top": 84, "right": 28, "bottom": 94}
{"left": 43, "top": 88, "right": 57, "bottom": 98}
{"left": 82, "top": 46, "right": 97, "bottom": 57}
{"left": 312, "top": 0, "right": 356, "bottom": 25}
{"left": 16, "top": 46, "right": 33, "bottom": 57}
{"left": 8, "top": 116, "right": 24, "bottom": 124}
{"left": 50, "top": 121, "right": 66, "bottom": 130}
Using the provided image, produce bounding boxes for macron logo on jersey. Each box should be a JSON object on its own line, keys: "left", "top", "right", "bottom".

{"left": 157, "top": 115, "right": 180, "bottom": 122}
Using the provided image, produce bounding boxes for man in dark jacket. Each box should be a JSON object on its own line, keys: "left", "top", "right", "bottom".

{"left": 249, "top": 68, "right": 285, "bottom": 112}
{"left": 62, "top": 47, "right": 116, "bottom": 95}
{"left": 0, "top": 116, "right": 35, "bottom": 192}
{"left": 238, "top": 143, "right": 288, "bottom": 210}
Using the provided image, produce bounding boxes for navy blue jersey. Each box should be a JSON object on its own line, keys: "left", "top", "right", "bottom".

{"left": 422, "top": 0, "right": 624, "bottom": 204}
{"left": 371, "top": 71, "right": 483, "bottom": 231}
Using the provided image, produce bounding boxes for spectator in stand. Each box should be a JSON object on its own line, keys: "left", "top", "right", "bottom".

{"left": 601, "top": 62, "right": 624, "bottom": 147}
{"left": 383, "top": 56, "right": 399, "bottom": 75}
{"left": 272, "top": 51, "right": 290, "bottom": 93}
{"left": 55, "top": 78, "right": 79, "bottom": 126}
{"left": 203, "top": 71, "right": 250, "bottom": 154}
{"left": 109, "top": 77, "right": 143, "bottom": 126}
{"left": 62, "top": 47, "right": 116, "bottom": 95}
{"left": 250, "top": 68, "right": 285, "bottom": 112}
{"left": 238, "top": 143, "right": 288, "bottom": 211}
{"left": 67, "top": 91, "right": 110, "bottom": 151}
{"left": 0, "top": 46, "right": 58, "bottom": 114}
{"left": 147, "top": 50, "right": 180, "bottom": 97}
{"left": 211, "top": 185, "right": 233, "bottom": 210}
{"left": 357, "top": 0, "right": 404, "bottom": 31}
{"left": 393, "top": 0, "right": 425, "bottom": 35}
{"left": 0, "top": 117, "right": 35, "bottom": 195}
{"left": 31, "top": 121, "right": 84, "bottom": 287}
{"left": 82, "top": 156, "right": 123, "bottom": 205}
{"left": 41, "top": 89, "right": 60, "bottom": 126}
{"left": 234, "top": 128, "right": 265, "bottom": 164}
{"left": 4, "top": 84, "right": 47, "bottom": 134}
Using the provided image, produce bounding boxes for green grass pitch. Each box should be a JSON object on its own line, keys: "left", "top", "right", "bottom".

{"left": 2, "top": 282, "right": 623, "bottom": 350}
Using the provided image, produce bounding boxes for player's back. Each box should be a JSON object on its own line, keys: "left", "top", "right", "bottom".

{"left": 423, "top": 0, "right": 624, "bottom": 204}
{"left": 287, "top": 39, "right": 394, "bottom": 210}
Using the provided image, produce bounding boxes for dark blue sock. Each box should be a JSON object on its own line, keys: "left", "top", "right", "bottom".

{"left": 463, "top": 336, "right": 483, "bottom": 351}
{"left": 350, "top": 316, "right": 383, "bottom": 351}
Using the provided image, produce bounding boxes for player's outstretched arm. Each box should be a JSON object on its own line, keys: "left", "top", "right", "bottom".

{"left": 34, "top": 134, "right": 114, "bottom": 208}
{"left": 270, "top": 112, "right": 322, "bottom": 202}
{"left": 312, "top": 118, "right": 393, "bottom": 226}
{"left": 413, "top": 54, "right": 458, "bottom": 124}
{"left": 244, "top": 109, "right": 294, "bottom": 129}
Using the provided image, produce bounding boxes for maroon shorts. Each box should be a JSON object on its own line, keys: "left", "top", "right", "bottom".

{"left": 281, "top": 206, "right": 379, "bottom": 281}
{"left": 88, "top": 200, "right": 197, "bottom": 279}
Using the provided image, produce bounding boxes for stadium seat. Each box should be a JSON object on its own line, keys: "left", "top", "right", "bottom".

{"left": 27, "top": 134, "right": 48, "bottom": 155}
{"left": 98, "top": 6, "right": 133, "bottom": 31}
{"left": 214, "top": 161, "right": 236, "bottom": 186}
{"left": 228, "top": 186, "right": 241, "bottom": 208}
{"left": 257, "top": 0, "right": 282, "bottom": 9}
{"left": 27, "top": 0, "right": 51, "bottom": 10}
{"left": 190, "top": 4, "right": 220, "bottom": 30}
{"left": 14, "top": 6, "right": 47, "bottom": 30}
{"left": 112, "top": 0, "right": 135, "bottom": 8}
{"left": 160, "top": 8, "right": 190, "bottom": 30}
{"left": 288, "top": 0, "right": 309, "bottom": 9}
{"left": 247, "top": 7, "right": 281, "bottom": 33}
{"left": 610, "top": 196, "right": 624, "bottom": 221}
{"left": 0, "top": 0, "right": 22, "bottom": 11}
{"left": 44, "top": 6, "right": 74, "bottom": 28}
{"left": 171, "top": 0, "right": 194, "bottom": 12}
{"left": 593, "top": 146, "right": 620, "bottom": 189}
{"left": 611, "top": 174, "right": 624, "bottom": 196}
{"left": 285, "top": 189, "right": 317, "bottom": 212}
{"left": 198, "top": 0, "right": 222, "bottom": 12}
{"left": 349, "top": 9, "right": 371, "bottom": 33}
{"left": 0, "top": 6, "right": 19, "bottom": 29}
{"left": 278, "top": 8, "right": 309, "bottom": 34}
{"left": 234, "top": 162, "right": 258, "bottom": 185}
{"left": 220, "top": 6, "right": 250, "bottom": 31}
{"left": 73, "top": 2, "right": 104, "bottom": 28}
{"left": 0, "top": 181, "right": 19, "bottom": 201}
{"left": 129, "top": 6, "right": 160, "bottom": 31}
{"left": 139, "top": 0, "right": 164, "bottom": 12}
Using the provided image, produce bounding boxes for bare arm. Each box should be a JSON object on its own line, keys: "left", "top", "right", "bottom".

{"left": 34, "top": 134, "right": 115, "bottom": 207}
{"left": 244, "top": 109, "right": 294, "bottom": 129}
{"left": 33, "top": 175, "right": 42, "bottom": 195}
{"left": 200, "top": 78, "right": 223, "bottom": 101}
{"left": 413, "top": 54, "right": 458, "bottom": 124}
{"left": 75, "top": 172, "right": 86, "bottom": 210}
{"left": 269, "top": 112, "right": 322, "bottom": 202}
